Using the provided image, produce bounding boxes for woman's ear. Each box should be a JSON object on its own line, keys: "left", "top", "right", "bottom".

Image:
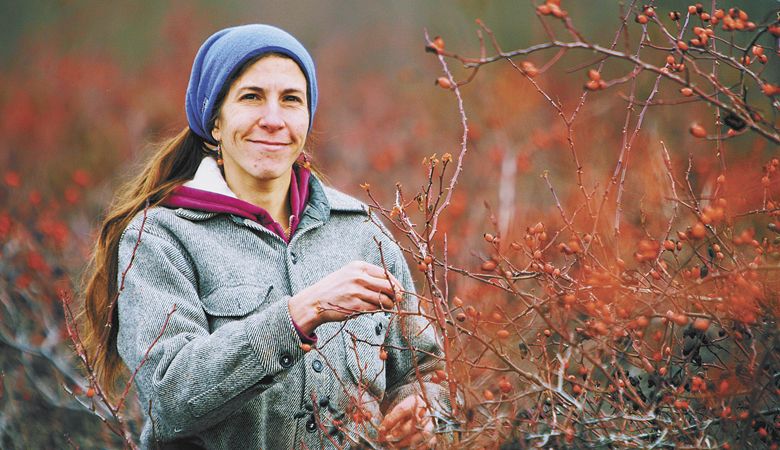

{"left": 211, "top": 118, "right": 222, "bottom": 143}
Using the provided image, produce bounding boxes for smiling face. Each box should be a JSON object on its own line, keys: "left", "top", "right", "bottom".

{"left": 211, "top": 55, "right": 309, "bottom": 196}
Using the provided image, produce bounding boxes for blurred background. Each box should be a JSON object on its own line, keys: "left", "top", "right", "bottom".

{"left": 0, "top": 0, "right": 777, "bottom": 447}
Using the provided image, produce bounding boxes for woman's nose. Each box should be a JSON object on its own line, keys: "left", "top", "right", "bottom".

{"left": 258, "top": 102, "right": 285, "bottom": 132}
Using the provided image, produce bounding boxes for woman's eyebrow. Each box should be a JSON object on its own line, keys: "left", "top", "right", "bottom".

{"left": 237, "top": 86, "right": 306, "bottom": 94}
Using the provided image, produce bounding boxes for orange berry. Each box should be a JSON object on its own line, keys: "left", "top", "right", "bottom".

{"left": 564, "top": 427, "right": 575, "bottom": 443}
{"left": 3, "top": 171, "right": 20, "bottom": 188}
{"left": 752, "top": 45, "right": 764, "bottom": 56}
{"left": 691, "top": 222, "right": 707, "bottom": 239}
{"left": 762, "top": 84, "right": 779, "bottom": 97}
{"left": 456, "top": 312, "right": 467, "bottom": 322}
{"left": 689, "top": 123, "right": 707, "bottom": 138}
{"left": 688, "top": 5, "right": 697, "bottom": 14}
{"left": 644, "top": 7, "right": 655, "bottom": 17}
{"left": 484, "top": 233, "right": 494, "bottom": 243}
{"left": 635, "top": 14, "right": 648, "bottom": 24}
{"left": 587, "top": 69, "right": 601, "bottom": 81}
{"left": 86, "top": 387, "right": 95, "bottom": 398}
{"left": 379, "top": 349, "right": 388, "bottom": 360}
{"left": 537, "top": 4, "right": 551, "bottom": 15}
{"left": 693, "top": 318, "right": 710, "bottom": 331}
{"left": 680, "top": 87, "right": 693, "bottom": 96}
{"left": 432, "top": 36, "right": 445, "bottom": 53}
{"left": 481, "top": 260, "right": 497, "bottom": 271}
{"left": 436, "top": 77, "right": 452, "bottom": 89}
{"left": 300, "top": 343, "right": 312, "bottom": 352}
{"left": 572, "top": 384, "right": 582, "bottom": 394}
{"left": 496, "top": 329, "right": 510, "bottom": 339}
{"left": 550, "top": 4, "right": 565, "bottom": 18}
{"left": 483, "top": 389, "right": 495, "bottom": 401}
{"left": 453, "top": 296, "right": 463, "bottom": 307}
{"left": 585, "top": 79, "right": 601, "bottom": 91}
{"left": 677, "top": 40, "right": 689, "bottom": 51}
{"left": 520, "top": 61, "right": 539, "bottom": 78}
{"left": 663, "top": 240, "right": 676, "bottom": 251}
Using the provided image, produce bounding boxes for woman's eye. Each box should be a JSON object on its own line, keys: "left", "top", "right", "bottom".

{"left": 284, "top": 95, "right": 303, "bottom": 103}
{"left": 241, "top": 93, "right": 260, "bottom": 100}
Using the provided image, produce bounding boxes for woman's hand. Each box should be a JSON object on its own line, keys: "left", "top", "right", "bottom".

{"left": 378, "top": 394, "right": 436, "bottom": 449}
{"left": 288, "top": 260, "right": 402, "bottom": 335}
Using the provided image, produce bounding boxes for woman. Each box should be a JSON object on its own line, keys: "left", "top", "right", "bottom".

{"left": 81, "top": 24, "right": 447, "bottom": 449}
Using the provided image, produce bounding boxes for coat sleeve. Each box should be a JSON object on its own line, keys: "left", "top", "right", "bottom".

{"left": 380, "top": 238, "right": 451, "bottom": 419}
{"left": 115, "top": 221, "right": 305, "bottom": 442}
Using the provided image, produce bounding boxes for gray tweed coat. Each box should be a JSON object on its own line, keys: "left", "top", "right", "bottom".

{"left": 116, "top": 175, "right": 447, "bottom": 449}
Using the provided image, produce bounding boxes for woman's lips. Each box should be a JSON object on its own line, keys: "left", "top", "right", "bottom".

{"left": 248, "top": 139, "right": 290, "bottom": 148}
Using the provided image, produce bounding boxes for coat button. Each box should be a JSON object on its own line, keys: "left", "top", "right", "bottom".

{"left": 290, "top": 252, "right": 298, "bottom": 264}
{"left": 279, "top": 353, "right": 293, "bottom": 368}
{"left": 305, "top": 416, "right": 317, "bottom": 433}
{"left": 375, "top": 322, "right": 383, "bottom": 335}
{"left": 312, "top": 359, "right": 323, "bottom": 373}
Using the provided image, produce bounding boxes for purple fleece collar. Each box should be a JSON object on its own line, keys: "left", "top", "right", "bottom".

{"left": 163, "top": 165, "right": 311, "bottom": 243}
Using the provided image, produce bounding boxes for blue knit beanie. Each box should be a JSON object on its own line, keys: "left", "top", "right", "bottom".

{"left": 185, "top": 24, "right": 318, "bottom": 145}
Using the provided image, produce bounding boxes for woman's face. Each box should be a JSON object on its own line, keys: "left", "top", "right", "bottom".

{"left": 211, "top": 55, "right": 309, "bottom": 191}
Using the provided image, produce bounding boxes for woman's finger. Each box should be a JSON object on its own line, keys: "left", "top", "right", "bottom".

{"left": 399, "top": 429, "right": 429, "bottom": 449}
{"left": 393, "top": 416, "right": 432, "bottom": 448}
{"left": 356, "top": 262, "right": 403, "bottom": 289}
{"left": 380, "top": 400, "right": 417, "bottom": 435}
{"left": 354, "top": 287, "right": 395, "bottom": 310}
{"left": 385, "top": 418, "right": 416, "bottom": 447}
{"left": 359, "top": 277, "right": 404, "bottom": 307}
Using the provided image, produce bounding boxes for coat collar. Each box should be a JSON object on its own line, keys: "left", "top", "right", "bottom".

{"left": 296, "top": 175, "right": 369, "bottom": 228}
{"left": 170, "top": 157, "right": 368, "bottom": 224}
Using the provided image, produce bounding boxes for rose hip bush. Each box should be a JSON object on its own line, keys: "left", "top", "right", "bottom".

{"left": 360, "top": 2, "right": 778, "bottom": 448}
{"left": 1, "top": 1, "right": 778, "bottom": 448}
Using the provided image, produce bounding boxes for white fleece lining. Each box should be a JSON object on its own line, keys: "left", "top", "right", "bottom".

{"left": 183, "top": 156, "right": 238, "bottom": 198}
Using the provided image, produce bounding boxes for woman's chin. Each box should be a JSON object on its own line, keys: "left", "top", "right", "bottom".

{"left": 246, "top": 165, "right": 295, "bottom": 184}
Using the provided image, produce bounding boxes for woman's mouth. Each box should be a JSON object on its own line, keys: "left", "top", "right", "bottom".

{"left": 248, "top": 139, "right": 290, "bottom": 148}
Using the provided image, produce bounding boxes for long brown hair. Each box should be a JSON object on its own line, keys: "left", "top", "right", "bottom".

{"left": 80, "top": 127, "right": 206, "bottom": 394}
{"left": 80, "top": 52, "right": 322, "bottom": 395}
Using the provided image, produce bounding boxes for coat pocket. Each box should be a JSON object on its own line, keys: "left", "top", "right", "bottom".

{"left": 341, "top": 313, "right": 390, "bottom": 399}
{"left": 201, "top": 284, "right": 273, "bottom": 331}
